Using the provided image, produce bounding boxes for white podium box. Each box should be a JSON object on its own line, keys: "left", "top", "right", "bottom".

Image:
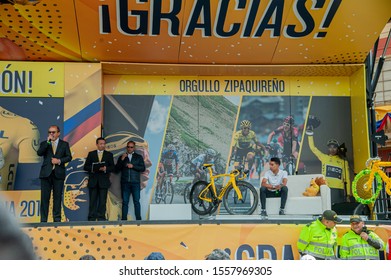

{"left": 149, "top": 204, "right": 192, "bottom": 220}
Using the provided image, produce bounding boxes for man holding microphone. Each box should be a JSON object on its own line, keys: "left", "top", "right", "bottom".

{"left": 37, "top": 125, "right": 72, "bottom": 223}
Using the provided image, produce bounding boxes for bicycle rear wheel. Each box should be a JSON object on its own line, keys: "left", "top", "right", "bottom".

{"left": 183, "top": 183, "right": 191, "bottom": 204}
{"left": 164, "top": 181, "right": 174, "bottom": 204}
{"left": 352, "top": 169, "right": 382, "bottom": 204}
{"left": 190, "top": 181, "right": 214, "bottom": 215}
{"left": 224, "top": 181, "right": 259, "bottom": 215}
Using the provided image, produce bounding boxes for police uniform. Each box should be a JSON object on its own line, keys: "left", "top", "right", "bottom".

{"left": 297, "top": 210, "right": 342, "bottom": 260}
{"left": 340, "top": 215, "right": 384, "bottom": 260}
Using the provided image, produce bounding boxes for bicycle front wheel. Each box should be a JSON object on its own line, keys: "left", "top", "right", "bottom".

{"left": 164, "top": 181, "right": 174, "bottom": 204}
{"left": 352, "top": 169, "right": 382, "bottom": 204}
{"left": 224, "top": 181, "right": 259, "bottom": 215}
{"left": 190, "top": 181, "right": 214, "bottom": 215}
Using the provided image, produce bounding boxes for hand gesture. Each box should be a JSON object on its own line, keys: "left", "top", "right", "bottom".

{"left": 360, "top": 231, "right": 369, "bottom": 241}
{"left": 306, "top": 115, "right": 321, "bottom": 135}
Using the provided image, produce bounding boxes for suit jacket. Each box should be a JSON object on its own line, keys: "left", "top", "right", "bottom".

{"left": 115, "top": 152, "right": 145, "bottom": 184}
{"left": 84, "top": 150, "right": 115, "bottom": 189}
{"left": 37, "top": 139, "right": 72, "bottom": 179}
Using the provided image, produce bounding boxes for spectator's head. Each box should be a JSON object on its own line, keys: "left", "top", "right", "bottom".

{"left": 0, "top": 198, "right": 36, "bottom": 259}
{"left": 321, "top": 209, "right": 342, "bottom": 229}
{"left": 269, "top": 157, "right": 281, "bottom": 172}
{"left": 300, "top": 254, "right": 316, "bottom": 260}
{"left": 144, "top": 252, "right": 165, "bottom": 260}
{"left": 205, "top": 249, "right": 231, "bottom": 260}
{"left": 79, "top": 254, "right": 96, "bottom": 260}
{"left": 9, "top": 0, "right": 42, "bottom": 5}
{"left": 327, "top": 139, "right": 339, "bottom": 156}
{"left": 350, "top": 215, "right": 365, "bottom": 234}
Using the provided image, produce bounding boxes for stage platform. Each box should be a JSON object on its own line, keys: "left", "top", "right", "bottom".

{"left": 20, "top": 215, "right": 391, "bottom": 260}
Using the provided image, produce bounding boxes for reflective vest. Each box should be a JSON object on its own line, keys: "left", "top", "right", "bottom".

{"left": 340, "top": 230, "right": 384, "bottom": 260}
{"left": 297, "top": 218, "right": 337, "bottom": 259}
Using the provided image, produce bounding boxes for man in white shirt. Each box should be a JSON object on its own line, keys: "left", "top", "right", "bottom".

{"left": 260, "top": 157, "right": 288, "bottom": 216}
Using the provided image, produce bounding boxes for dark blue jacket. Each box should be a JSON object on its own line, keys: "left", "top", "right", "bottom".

{"left": 115, "top": 152, "right": 145, "bottom": 184}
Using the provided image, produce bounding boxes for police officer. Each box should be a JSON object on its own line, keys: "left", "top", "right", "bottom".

{"left": 297, "top": 210, "right": 342, "bottom": 260}
{"left": 340, "top": 215, "right": 384, "bottom": 260}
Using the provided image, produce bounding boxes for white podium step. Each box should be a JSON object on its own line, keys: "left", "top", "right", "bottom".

{"left": 149, "top": 204, "right": 192, "bottom": 220}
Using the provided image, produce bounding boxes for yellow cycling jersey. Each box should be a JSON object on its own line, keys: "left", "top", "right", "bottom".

{"left": 308, "top": 135, "right": 350, "bottom": 194}
{"left": 0, "top": 106, "right": 40, "bottom": 190}
{"left": 232, "top": 130, "right": 258, "bottom": 149}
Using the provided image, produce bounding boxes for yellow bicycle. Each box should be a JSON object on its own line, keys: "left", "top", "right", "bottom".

{"left": 352, "top": 157, "right": 391, "bottom": 204}
{"left": 189, "top": 164, "right": 259, "bottom": 215}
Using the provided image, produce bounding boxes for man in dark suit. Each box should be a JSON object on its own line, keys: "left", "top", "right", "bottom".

{"left": 84, "top": 137, "right": 115, "bottom": 221}
{"left": 37, "top": 125, "right": 72, "bottom": 222}
{"left": 115, "top": 140, "right": 145, "bottom": 220}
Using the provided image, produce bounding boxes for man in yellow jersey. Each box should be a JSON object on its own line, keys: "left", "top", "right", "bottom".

{"left": 0, "top": 106, "right": 41, "bottom": 190}
{"left": 232, "top": 120, "right": 264, "bottom": 174}
{"left": 306, "top": 115, "right": 350, "bottom": 205}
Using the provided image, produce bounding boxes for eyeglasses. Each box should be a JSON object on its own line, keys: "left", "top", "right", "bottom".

{"left": 127, "top": 146, "right": 135, "bottom": 148}
{"left": 48, "top": 131, "right": 57, "bottom": 134}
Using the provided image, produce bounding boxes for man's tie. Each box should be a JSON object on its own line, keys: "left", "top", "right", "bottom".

{"left": 52, "top": 142, "right": 57, "bottom": 170}
{"left": 98, "top": 151, "right": 103, "bottom": 162}
{"left": 52, "top": 141, "right": 57, "bottom": 155}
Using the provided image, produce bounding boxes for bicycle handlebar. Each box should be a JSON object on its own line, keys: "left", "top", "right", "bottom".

{"left": 365, "top": 157, "right": 381, "bottom": 168}
{"left": 202, "top": 164, "right": 245, "bottom": 178}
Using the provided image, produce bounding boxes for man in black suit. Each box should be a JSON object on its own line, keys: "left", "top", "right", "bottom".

{"left": 84, "top": 137, "right": 115, "bottom": 221}
{"left": 116, "top": 140, "right": 145, "bottom": 220}
{"left": 37, "top": 125, "right": 72, "bottom": 222}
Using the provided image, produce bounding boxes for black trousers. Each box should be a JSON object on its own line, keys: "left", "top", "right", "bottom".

{"left": 260, "top": 186, "right": 288, "bottom": 210}
{"left": 40, "top": 170, "right": 64, "bottom": 222}
{"left": 88, "top": 186, "right": 108, "bottom": 221}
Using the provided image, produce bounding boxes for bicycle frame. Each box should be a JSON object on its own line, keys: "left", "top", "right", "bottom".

{"left": 366, "top": 160, "right": 391, "bottom": 195}
{"left": 198, "top": 164, "right": 243, "bottom": 203}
